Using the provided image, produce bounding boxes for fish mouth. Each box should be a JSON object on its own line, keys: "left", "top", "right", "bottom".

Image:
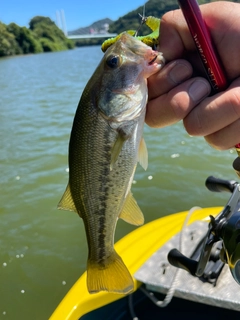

{"left": 149, "top": 55, "right": 158, "bottom": 65}
{"left": 148, "top": 52, "right": 165, "bottom": 66}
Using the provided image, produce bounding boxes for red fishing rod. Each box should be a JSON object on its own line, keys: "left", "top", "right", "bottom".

{"left": 167, "top": 1, "right": 240, "bottom": 284}
{"left": 177, "top": 0, "right": 240, "bottom": 176}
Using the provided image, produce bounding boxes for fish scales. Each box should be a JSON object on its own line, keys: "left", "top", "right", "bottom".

{"left": 58, "top": 32, "right": 165, "bottom": 294}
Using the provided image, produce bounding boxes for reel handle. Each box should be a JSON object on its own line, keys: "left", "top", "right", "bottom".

{"left": 205, "top": 176, "right": 236, "bottom": 193}
{"left": 168, "top": 248, "right": 198, "bottom": 276}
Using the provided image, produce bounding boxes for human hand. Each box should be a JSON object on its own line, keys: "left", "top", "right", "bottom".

{"left": 146, "top": 1, "right": 240, "bottom": 150}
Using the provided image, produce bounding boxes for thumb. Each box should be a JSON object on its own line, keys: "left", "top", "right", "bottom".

{"left": 158, "top": 9, "right": 195, "bottom": 61}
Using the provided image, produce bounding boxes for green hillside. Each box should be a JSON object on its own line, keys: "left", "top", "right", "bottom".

{"left": 0, "top": 16, "right": 74, "bottom": 57}
{"left": 109, "top": 0, "right": 240, "bottom": 35}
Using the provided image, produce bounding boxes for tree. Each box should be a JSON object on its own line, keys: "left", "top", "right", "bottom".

{"left": 7, "top": 23, "right": 43, "bottom": 54}
{"left": 0, "top": 22, "right": 20, "bottom": 56}
{"left": 29, "top": 16, "right": 74, "bottom": 52}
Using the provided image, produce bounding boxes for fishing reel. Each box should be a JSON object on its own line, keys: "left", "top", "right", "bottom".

{"left": 168, "top": 176, "right": 240, "bottom": 285}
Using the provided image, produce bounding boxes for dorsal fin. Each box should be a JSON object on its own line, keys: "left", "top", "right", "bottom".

{"left": 119, "top": 192, "right": 144, "bottom": 226}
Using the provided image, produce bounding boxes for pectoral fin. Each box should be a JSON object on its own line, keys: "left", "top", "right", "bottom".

{"left": 110, "top": 124, "right": 136, "bottom": 171}
{"left": 110, "top": 135, "right": 125, "bottom": 171}
{"left": 119, "top": 192, "right": 144, "bottom": 226}
{"left": 57, "top": 183, "right": 80, "bottom": 216}
{"left": 138, "top": 137, "right": 148, "bottom": 170}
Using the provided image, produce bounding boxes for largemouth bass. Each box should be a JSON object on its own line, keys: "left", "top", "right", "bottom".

{"left": 58, "top": 32, "right": 165, "bottom": 294}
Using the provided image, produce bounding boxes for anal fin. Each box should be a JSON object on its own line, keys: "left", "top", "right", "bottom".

{"left": 119, "top": 192, "right": 144, "bottom": 226}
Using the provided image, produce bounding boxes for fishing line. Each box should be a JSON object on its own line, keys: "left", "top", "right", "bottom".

{"left": 138, "top": 206, "right": 202, "bottom": 309}
{"left": 134, "top": 5, "right": 147, "bottom": 37}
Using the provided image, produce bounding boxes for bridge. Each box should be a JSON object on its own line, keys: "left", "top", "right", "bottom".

{"left": 67, "top": 33, "right": 117, "bottom": 40}
{"left": 56, "top": 9, "right": 117, "bottom": 40}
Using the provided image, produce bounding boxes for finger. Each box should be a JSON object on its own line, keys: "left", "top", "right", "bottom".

{"left": 148, "top": 59, "right": 193, "bottom": 100}
{"left": 183, "top": 78, "right": 240, "bottom": 149}
{"left": 146, "top": 77, "right": 211, "bottom": 128}
{"left": 158, "top": 9, "right": 193, "bottom": 61}
{"left": 183, "top": 78, "right": 240, "bottom": 136}
{"left": 204, "top": 119, "right": 240, "bottom": 150}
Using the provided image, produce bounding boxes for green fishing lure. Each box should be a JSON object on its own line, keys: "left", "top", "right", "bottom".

{"left": 101, "top": 16, "right": 160, "bottom": 52}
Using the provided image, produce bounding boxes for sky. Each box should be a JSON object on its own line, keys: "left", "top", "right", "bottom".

{"left": 1, "top": 0, "right": 147, "bottom": 32}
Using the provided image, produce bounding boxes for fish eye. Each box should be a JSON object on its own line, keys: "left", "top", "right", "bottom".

{"left": 106, "top": 55, "right": 120, "bottom": 68}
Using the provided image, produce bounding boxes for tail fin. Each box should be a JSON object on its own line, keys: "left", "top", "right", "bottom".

{"left": 87, "top": 250, "right": 134, "bottom": 294}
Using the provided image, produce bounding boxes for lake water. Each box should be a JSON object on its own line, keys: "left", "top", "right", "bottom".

{"left": 0, "top": 47, "right": 237, "bottom": 319}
